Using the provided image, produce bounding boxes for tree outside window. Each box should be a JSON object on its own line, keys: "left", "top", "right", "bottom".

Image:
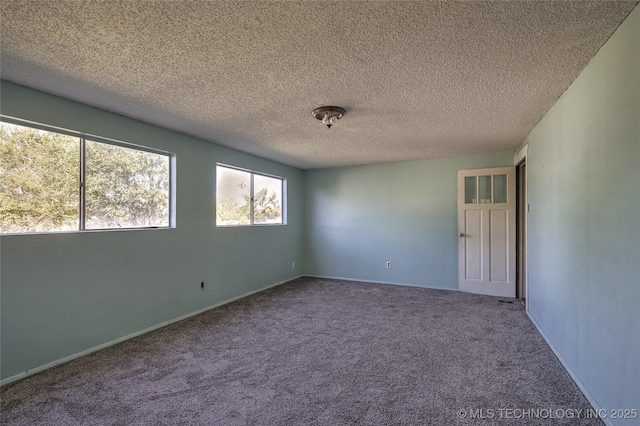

{"left": 216, "top": 165, "right": 284, "bottom": 226}
{"left": 0, "top": 121, "right": 172, "bottom": 234}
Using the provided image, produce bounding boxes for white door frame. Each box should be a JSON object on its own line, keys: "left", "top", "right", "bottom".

{"left": 514, "top": 145, "right": 528, "bottom": 310}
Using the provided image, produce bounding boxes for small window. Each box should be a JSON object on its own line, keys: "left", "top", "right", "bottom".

{"left": 478, "top": 175, "right": 492, "bottom": 204}
{"left": 464, "top": 176, "right": 477, "bottom": 204}
{"left": 0, "top": 119, "right": 173, "bottom": 234}
{"left": 464, "top": 173, "right": 508, "bottom": 204}
{"left": 493, "top": 174, "right": 507, "bottom": 203}
{"left": 216, "top": 164, "right": 285, "bottom": 226}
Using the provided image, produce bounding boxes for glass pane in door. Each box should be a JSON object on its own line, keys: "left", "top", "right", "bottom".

{"left": 493, "top": 174, "right": 507, "bottom": 203}
{"left": 478, "top": 175, "right": 492, "bottom": 203}
{"left": 464, "top": 176, "right": 477, "bottom": 204}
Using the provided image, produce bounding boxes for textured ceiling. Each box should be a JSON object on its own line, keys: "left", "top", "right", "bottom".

{"left": 0, "top": 1, "right": 636, "bottom": 169}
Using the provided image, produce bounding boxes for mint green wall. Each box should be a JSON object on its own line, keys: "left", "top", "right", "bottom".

{"left": 2, "top": 10, "right": 638, "bottom": 420}
{"left": 525, "top": 6, "right": 639, "bottom": 424}
{"left": 0, "top": 81, "right": 304, "bottom": 380}
{"left": 303, "top": 152, "right": 513, "bottom": 288}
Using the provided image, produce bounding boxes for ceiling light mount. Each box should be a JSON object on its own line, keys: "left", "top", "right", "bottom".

{"left": 312, "top": 106, "right": 346, "bottom": 129}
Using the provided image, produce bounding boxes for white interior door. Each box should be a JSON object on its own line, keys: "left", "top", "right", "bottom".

{"left": 458, "top": 167, "right": 516, "bottom": 297}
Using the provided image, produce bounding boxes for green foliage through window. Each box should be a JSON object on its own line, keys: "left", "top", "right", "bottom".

{"left": 216, "top": 164, "right": 284, "bottom": 226}
{"left": 0, "top": 120, "right": 172, "bottom": 234}
{"left": 85, "top": 141, "right": 170, "bottom": 229}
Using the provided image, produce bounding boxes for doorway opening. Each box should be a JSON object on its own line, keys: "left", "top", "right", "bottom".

{"left": 516, "top": 158, "right": 527, "bottom": 307}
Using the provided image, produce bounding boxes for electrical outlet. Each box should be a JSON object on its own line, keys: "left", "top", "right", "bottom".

{"left": 386, "top": 261, "right": 391, "bottom": 269}
{"left": 292, "top": 262, "right": 296, "bottom": 269}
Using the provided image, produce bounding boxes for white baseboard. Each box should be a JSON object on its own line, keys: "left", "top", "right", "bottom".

{"left": 304, "top": 274, "right": 456, "bottom": 292}
{"left": 527, "top": 313, "right": 613, "bottom": 426}
{"left": 1, "top": 275, "right": 303, "bottom": 386}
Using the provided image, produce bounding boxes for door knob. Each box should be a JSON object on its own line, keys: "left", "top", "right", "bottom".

{"left": 459, "top": 232, "right": 466, "bottom": 237}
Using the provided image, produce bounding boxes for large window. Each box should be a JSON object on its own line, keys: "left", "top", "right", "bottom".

{"left": 216, "top": 164, "right": 284, "bottom": 226}
{"left": 0, "top": 119, "right": 173, "bottom": 234}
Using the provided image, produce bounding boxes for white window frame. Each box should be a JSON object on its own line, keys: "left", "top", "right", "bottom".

{"left": 0, "top": 115, "right": 176, "bottom": 234}
{"left": 216, "top": 163, "right": 286, "bottom": 227}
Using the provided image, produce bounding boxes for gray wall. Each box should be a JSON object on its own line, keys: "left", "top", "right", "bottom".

{"left": 0, "top": 81, "right": 305, "bottom": 381}
{"left": 304, "top": 152, "right": 513, "bottom": 289}
{"left": 525, "top": 6, "right": 639, "bottom": 423}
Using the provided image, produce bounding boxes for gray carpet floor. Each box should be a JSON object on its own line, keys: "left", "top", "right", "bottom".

{"left": 1, "top": 277, "right": 602, "bottom": 425}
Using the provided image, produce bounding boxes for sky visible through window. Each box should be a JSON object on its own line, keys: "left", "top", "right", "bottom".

{"left": 216, "top": 165, "right": 283, "bottom": 226}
